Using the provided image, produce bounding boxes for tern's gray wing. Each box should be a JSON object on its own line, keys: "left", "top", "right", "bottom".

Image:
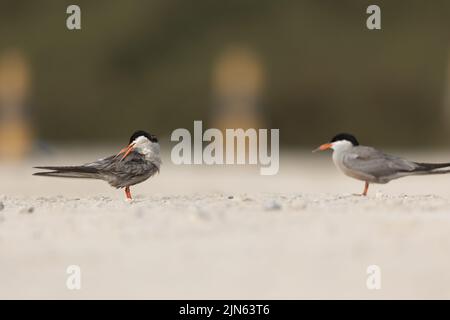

{"left": 84, "top": 151, "right": 159, "bottom": 188}
{"left": 341, "top": 146, "right": 418, "bottom": 183}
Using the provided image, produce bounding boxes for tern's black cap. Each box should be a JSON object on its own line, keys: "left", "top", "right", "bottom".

{"left": 129, "top": 130, "right": 158, "bottom": 144}
{"left": 330, "top": 133, "right": 359, "bottom": 146}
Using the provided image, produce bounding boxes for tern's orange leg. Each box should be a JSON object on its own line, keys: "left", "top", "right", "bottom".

{"left": 362, "top": 182, "right": 369, "bottom": 196}
{"left": 125, "top": 186, "right": 132, "bottom": 200}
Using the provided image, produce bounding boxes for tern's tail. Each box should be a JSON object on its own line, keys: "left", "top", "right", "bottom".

{"left": 413, "top": 162, "right": 450, "bottom": 174}
{"left": 33, "top": 166, "right": 100, "bottom": 179}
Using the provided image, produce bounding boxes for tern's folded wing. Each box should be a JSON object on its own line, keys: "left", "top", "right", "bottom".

{"left": 342, "top": 146, "right": 417, "bottom": 179}
{"left": 84, "top": 151, "right": 158, "bottom": 188}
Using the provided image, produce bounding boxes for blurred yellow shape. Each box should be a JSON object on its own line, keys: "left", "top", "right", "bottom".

{"left": 0, "top": 49, "right": 33, "bottom": 161}
{"left": 212, "top": 46, "right": 266, "bottom": 132}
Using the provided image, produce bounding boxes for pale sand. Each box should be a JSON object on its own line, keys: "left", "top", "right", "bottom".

{"left": 1, "top": 149, "right": 450, "bottom": 299}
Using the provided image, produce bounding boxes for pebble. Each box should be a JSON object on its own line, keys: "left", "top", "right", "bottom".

{"left": 264, "top": 200, "right": 282, "bottom": 211}
{"left": 375, "top": 191, "right": 383, "bottom": 199}
{"left": 0, "top": 202, "right": 4, "bottom": 211}
{"left": 20, "top": 207, "right": 34, "bottom": 214}
{"left": 291, "top": 199, "right": 307, "bottom": 210}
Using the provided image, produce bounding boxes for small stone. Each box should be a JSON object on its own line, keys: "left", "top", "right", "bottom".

{"left": 227, "top": 196, "right": 234, "bottom": 200}
{"left": 264, "top": 200, "right": 282, "bottom": 211}
{"left": 0, "top": 202, "right": 4, "bottom": 211}
{"left": 292, "top": 199, "right": 307, "bottom": 210}
{"left": 20, "top": 207, "right": 34, "bottom": 214}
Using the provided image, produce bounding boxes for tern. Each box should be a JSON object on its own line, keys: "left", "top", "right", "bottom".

{"left": 313, "top": 133, "right": 450, "bottom": 196}
{"left": 34, "top": 130, "right": 161, "bottom": 200}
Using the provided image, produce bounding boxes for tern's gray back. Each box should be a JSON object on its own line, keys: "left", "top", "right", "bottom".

{"left": 340, "top": 146, "right": 417, "bottom": 183}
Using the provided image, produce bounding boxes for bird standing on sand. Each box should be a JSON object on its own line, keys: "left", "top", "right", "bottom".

{"left": 314, "top": 133, "right": 450, "bottom": 196}
{"left": 34, "top": 130, "right": 161, "bottom": 200}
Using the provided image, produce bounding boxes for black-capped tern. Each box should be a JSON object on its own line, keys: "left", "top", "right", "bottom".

{"left": 314, "top": 133, "right": 450, "bottom": 196}
{"left": 34, "top": 130, "right": 161, "bottom": 200}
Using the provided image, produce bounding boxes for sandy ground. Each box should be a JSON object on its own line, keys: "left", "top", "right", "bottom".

{"left": 2, "top": 149, "right": 450, "bottom": 299}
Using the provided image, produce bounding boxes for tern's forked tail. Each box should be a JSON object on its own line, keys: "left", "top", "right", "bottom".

{"left": 33, "top": 166, "right": 100, "bottom": 179}
{"left": 413, "top": 162, "right": 450, "bottom": 173}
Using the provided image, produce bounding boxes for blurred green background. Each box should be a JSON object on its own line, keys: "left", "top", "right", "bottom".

{"left": 1, "top": 0, "right": 450, "bottom": 148}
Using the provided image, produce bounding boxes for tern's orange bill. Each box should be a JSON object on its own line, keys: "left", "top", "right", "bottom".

{"left": 116, "top": 143, "right": 135, "bottom": 160}
{"left": 312, "top": 143, "right": 332, "bottom": 153}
